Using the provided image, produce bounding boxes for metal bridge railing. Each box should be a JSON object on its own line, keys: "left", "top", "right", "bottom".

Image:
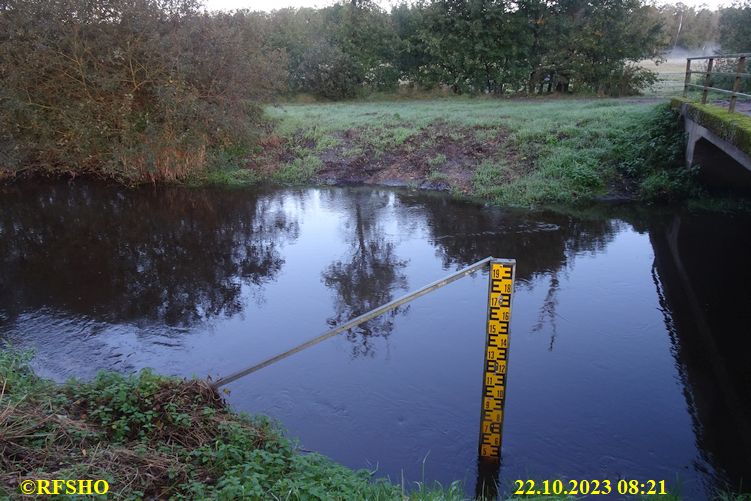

{"left": 683, "top": 53, "right": 750, "bottom": 113}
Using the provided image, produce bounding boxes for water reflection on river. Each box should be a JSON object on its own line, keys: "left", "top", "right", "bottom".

{"left": 1, "top": 182, "right": 749, "bottom": 499}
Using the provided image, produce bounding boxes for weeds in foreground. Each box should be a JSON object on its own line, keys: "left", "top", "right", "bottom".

{"left": 2, "top": 349, "right": 747, "bottom": 500}
{"left": 1, "top": 349, "right": 472, "bottom": 500}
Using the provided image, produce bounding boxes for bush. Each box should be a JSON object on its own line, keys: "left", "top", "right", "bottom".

{"left": 292, "top": 40, "right": 363, "bottom": 99}
{"left": 0, "top": 1, "right": 287, "bottom": 183}
{"left": 599, "top": 64, "right": 659, "bottom": 97}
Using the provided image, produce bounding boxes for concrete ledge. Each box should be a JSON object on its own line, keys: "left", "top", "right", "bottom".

{"left": 671, "top": 98, "right": 751, "bottom": 182}
{"left": 670, "top": 98, "right": 751, "bottom": 156}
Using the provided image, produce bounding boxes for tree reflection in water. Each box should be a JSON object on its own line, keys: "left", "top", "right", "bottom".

{"left": 320, "top": 190, "right": 408, "bottom": 358}
{"left": 394, "top": 192, "right": 621, "bottom": 351}
{"left": 532, "top": 271, "right": 562, "bottom": 351}
{"left": 0, "top": 182, "right": 299, "bottom": 329}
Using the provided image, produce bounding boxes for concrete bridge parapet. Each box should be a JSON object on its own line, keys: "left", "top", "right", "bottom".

{"left": 672, "top": 99, "right": 751, "bottom": 188}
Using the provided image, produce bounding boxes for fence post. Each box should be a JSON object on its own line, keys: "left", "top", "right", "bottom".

{"left": 683, "top": 58, "right": 691, "bottom": 98}
{"left": 701, "top": 58, "right": 714, "bottom": 104}
{"left": 729, "top": 56, "right": 747, "bottom": 113}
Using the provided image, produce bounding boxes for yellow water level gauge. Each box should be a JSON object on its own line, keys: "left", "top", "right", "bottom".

{"left": 479, "top": 259, "right": 516, "bottom": 460}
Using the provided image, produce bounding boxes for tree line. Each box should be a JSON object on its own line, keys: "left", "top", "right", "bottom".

{"left": 270, "top": 0, "right": 665, "bottom": 98}
{"left": 260, "top": 0, "right": 750, "bottom": 98}
{"left": 0, "top": 0, "right": 749, "bottom": 183}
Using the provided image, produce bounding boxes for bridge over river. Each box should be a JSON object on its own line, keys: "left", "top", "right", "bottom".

{"left": 672, "top": 53, "right": 751, "bottom": 190}
{"left": 673, "top": 98, "right": 751, "bottom": 189}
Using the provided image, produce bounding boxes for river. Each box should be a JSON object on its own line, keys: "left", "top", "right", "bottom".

{"left": 1, "top": 182, "right": 749, "bottom": 499}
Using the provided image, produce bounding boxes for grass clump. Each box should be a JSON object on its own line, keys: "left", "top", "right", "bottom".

{"left": 272, "top": 155, "right": 323, "bottom": 185}
{"left": 201, "top": 168, "right": 262, "bottom": 187}
{"left": 428, "top": 153, "right": 447, "bottom": 167}
{"left": 610, "top": 103, "right": 700, "bottom": 202}
{"left": 428, "top": 170, "right": 450, "bottom": 183}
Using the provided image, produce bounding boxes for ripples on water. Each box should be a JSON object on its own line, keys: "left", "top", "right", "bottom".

{"left": 1, "top": 182, "right": 749, "bottom": 499}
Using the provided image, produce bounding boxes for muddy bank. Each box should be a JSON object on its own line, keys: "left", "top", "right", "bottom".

{"left": 249, "top": 122, "right": 528, "bottom": 194}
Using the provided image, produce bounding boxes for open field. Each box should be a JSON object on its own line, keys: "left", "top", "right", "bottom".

{"left": 640, "top": 57, "right": 751, "bottom": 111}
{"left": 206, "top": 98, "right": 693, "bottom": 206}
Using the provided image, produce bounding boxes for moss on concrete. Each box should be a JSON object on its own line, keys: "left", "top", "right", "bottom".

{"left": 670, "top": 97, "right": 751, "bottom": 155}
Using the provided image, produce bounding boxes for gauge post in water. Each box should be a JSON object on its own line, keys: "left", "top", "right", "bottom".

{"left": 479, "top": 259, "right": 516, "bottom": 461}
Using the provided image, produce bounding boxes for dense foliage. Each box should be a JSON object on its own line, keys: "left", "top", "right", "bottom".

{"left": 0, "top": 0, "right": 285, "bottom": 182}
{"left": 719, "top": 1, "right": 751, "bottom": 53}
{"left": 655, "top": 4, "right": 721, "bottom": 52}
{"left": 265, "top": 0, "right": 665, "bottom": 98}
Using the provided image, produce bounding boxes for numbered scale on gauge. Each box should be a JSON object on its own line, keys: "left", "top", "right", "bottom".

{"left": 479, "top": 259, "right": 515, "bottom": 460}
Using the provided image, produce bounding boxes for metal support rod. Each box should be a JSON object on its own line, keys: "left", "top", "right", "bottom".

{"left": 212, "top": 256, "right": 495, "bottom": 388}
{"left": 683, "top": 58, "right": 691, "bottom": 98}
{"left": 702, "top": 58, "right": 714, "bottom": 104}
{"left": 730, "top": 56, "right": 747, "bottom": 113}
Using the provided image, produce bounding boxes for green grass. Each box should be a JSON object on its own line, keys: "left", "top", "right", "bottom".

{"left": 272, "top": 154, "right": 323, "bottom": 185}
{"left": 201, "top": 167, "right": 262, "bottom": 187}
{"left": 428, "top": 169, "right": 449, "bottom": 183}
{"left": 197, "top": 96, "right": 751, "bottom": 209}
{"left": 428, "top": 153, "right": 447, "bottom": 166}
{"left": 264, "top": 98, "right": 689, "bottom": 206}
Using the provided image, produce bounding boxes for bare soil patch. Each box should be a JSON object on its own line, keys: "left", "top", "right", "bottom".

{"left": 318, "top": 123, "right": 515, "bottom": 192}
{"left": 251, "top": 122, "right": 526, "bottom": 193}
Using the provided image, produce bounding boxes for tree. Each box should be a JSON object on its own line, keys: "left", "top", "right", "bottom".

{"left": 658, "top": 3, "right": 720, "bottom": 52}
{"left": 719, "top": 1, "right": 751, "bottom": 53}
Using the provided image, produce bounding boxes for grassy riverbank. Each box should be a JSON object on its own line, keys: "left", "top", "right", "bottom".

{"left": 0, "top": 350, "right": 551, "bottom": 500}
{"left": 2, "top": 351, "right": 749, "bottom": 500}
{"left": 202, "top": 98, "right": 698, "bottom": 206}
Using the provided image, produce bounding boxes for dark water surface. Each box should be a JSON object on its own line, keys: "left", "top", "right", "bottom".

{"left": 1, "top": 182, "right": 749, "bottom": 499}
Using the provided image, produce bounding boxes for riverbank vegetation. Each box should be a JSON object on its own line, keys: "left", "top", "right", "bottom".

{"left": 0, "top": 350, "right": 452, "bottom": 499}
{"left": 0, "top": 0, "right": 285, "bottom": 184}
{"left": 207, "top": 100, "right": 696, "bottom": 206}
{"left": 4, "top": 350, "right": 749, "bottom": 500}
{"left": 1, "top": 349, "right": 579, "bottom": 500}
{"left": 1, "top": 0, "right": 749, "bottom": 186}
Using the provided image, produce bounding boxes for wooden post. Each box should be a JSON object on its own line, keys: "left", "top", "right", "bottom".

{"left": 729, "top": 56, "right": 747, "bottom": 113}
{"left": 701, "top": 58, "right": 714, "bottom": 104}
{"left": 683, "top": 58, "right": 691, "bottom": 98}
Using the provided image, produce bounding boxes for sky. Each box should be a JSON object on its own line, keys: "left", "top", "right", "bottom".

{"left": 204, "top": 0, "right": 733, "bottom": 13}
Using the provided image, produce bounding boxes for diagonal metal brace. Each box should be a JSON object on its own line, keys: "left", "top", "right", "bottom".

{"left": 211, "top": 256, "right": 496, "bottom": 389}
